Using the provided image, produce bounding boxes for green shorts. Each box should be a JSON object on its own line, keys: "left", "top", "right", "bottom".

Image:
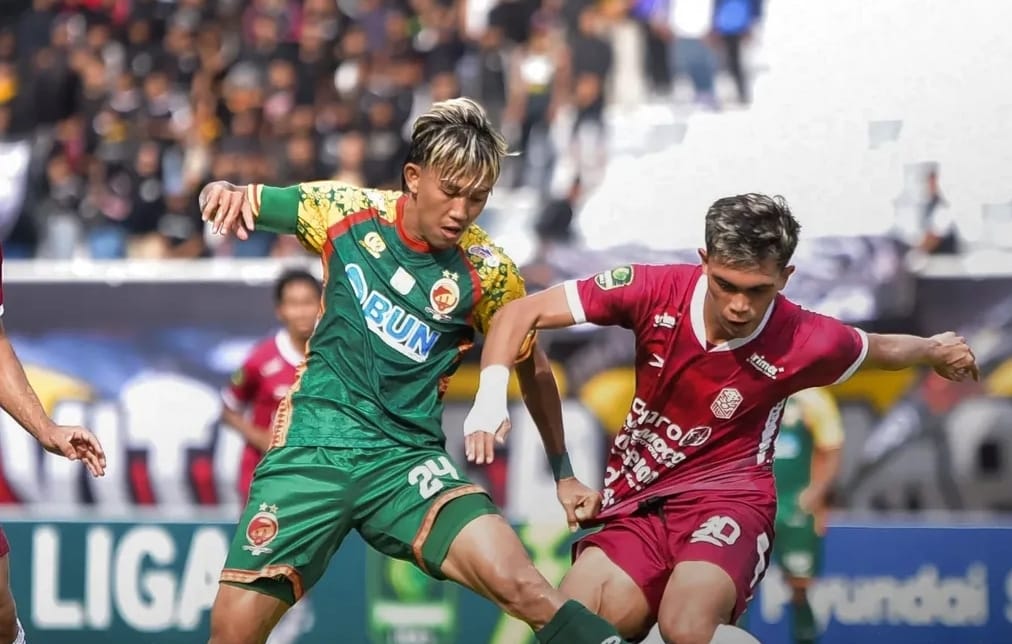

{"left": 773, "top": 510, "right": 822, "bottom": 580}
{"left": 220, "top": 442, "right": 497, "bottom": 604}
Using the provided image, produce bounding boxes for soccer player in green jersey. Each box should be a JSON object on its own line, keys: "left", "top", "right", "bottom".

{"left": 198, "top": 98, "right": 628, "bottom": 644}
{"left": 771, "top": 387, "right": 845, "bottom": 644}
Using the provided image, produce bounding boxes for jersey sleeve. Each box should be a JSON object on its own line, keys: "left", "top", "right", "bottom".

{"left": 222, "top": 354, "right": 260, "bottom": 412}
{"left": 463, "top": 227, "right": 536, "bottom": 362}
{"left": 795, "top": 311, "right": 869, "bottom": 388}
{"left": 251, "top": 181, "right": 382, "bottom": 254}
{"left": 563, "top": 264, "right": 657, "bottom": 329}
{"left": 796, "top": 388, "right": 845, "bottom": 450}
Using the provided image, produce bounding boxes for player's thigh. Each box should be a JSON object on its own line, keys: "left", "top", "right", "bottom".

{"left": 355, "top": 446, "right": 560, "bottom": 622}
{"left": 209, "top": 582, "right": 290, "bottom": 644}
{"left": 355, "top": 445, "right": 487, "bottom": 576}
{"left": 773, "top": 516, "right": 822, "bottom": 582}
{"left": 659, "top": 501, "right": 774, "bottom": 643}
{"left": 563, "top": 514, "right": 667, "bottom": 641}
{"left": 219, "top": 446, "right": 354, "bottom": 610}
{"left": 561, "top": 544, "right": 655, "bottom": 641}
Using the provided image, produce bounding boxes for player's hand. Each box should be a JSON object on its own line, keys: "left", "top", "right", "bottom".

{"left": 557, "top": 477, "right": 602, "bottom": 532}
{"left": 797, "top": 486, "right": 823, "bottom": 514}
{"left": 463, "top": 365, "right": 511, "bottom": 465}
{"left": 462, "top": 415, "right": 510, "bottom": 465}
{"left": 199, "top": 181, "right": 256, "bottom": 240}
{"left": 38, "top": 424, "right": 107, "bottom": 477}
{"left": 927, "top": 332, "right": 979, "bottom": 382}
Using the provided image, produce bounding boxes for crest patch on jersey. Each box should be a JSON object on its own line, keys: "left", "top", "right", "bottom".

{"left": 710, "top": 388, "right": 743, "bottom": 419}
{"left": 594, "top": 265, "right": 634, "bottom": 290}
{"left": 467, "top": 245, "right": 501, "bottom": 269}
{"left": 427, "top": 275, "right": 460, "bottom": 320}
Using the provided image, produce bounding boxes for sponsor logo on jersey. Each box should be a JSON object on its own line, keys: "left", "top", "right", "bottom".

{"left": 711, "top": 387, "right": 743, "bottom": 419}
{"left": 648, "top": 353, "right": 665, "bottom": 369}
{"left": 680, "top": 426, "right": 712, "bottom": 447}
{"left": 593, "top": 265, "right": 634, "bottom": 290}
{"left": 346, "top": 263, "right": 441, "bottom": 362}
{"left": 467, "top": 244, "right": 501, "bottom": 269}
{"left": 653, "top": 311, "right": 677, "bottom": 328}
{"left": 426, "top": 271, "right": 460, "bottom": 321}
{"left": 243, "top": 503, "right": 279, "bottom": 555}
{"left": 360, "top": 231, "right": 387, "bottom": 259}
{"left": 748, "top": 353, "right": 784, "bottom": 380}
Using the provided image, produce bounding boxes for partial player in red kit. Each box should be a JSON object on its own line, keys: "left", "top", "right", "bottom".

{"left": 221, "top": 269, "right": 321, "bottom": 503}
{"left": 466, "top": 194, "right": 978, "bottom": 644}
{"left": 0, "top": 246, "right": 107, "bottom": 643}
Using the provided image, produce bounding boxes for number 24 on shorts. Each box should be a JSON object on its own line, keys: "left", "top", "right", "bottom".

{"left": 408, "top": 456, "right": 460, "bottom": 499}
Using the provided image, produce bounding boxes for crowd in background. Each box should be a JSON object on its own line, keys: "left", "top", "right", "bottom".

{"left": 0, "top": 0, "right": 761, "bottom": 259}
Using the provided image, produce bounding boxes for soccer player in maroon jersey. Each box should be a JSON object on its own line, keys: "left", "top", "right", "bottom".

{"left": 221, "top": 269, "right": 322, "bottom": 504}
{"left": 0, "top": 246, "right": 106, "bottom": 643}
{"left": 466, "top": 193, "right": 978, "bottom": 644}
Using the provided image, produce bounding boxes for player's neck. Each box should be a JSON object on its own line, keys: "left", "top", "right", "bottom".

{"left": 287, "top": 329, "right": 310, "bottom": 352}
{"left": 701, "top": 296, "right": 733, "bottom": 346}
{"left": 400, "top": 196, "right": 427, "bottom": 246}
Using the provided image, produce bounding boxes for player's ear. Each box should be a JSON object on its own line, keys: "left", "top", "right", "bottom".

{"left": 697, "top": 248, "right": 708, "bottom": 270}
{"left": 779, "top": 264, "right": 796, "bottom": 288}
{"left": 403, "top": 163, "right": 421, "bottom": 196}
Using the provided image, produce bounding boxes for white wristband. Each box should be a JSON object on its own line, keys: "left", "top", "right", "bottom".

{"left": 463, "top": 365, "right": 510, "bottom": 436}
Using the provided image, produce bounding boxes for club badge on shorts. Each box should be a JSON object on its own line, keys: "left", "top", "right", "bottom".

{"left": 243, "top": 503, "right": 280, "bottom": 556}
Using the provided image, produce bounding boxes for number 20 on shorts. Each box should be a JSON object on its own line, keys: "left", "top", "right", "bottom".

{"left": 408, "top": 456, "right": 460, "bottom": 499}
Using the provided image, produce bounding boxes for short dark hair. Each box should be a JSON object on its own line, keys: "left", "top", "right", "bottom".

{"left": 704, "top": 193, "right": 801, "bottom": 269}
{"left": 274, "top": 269, "right": 322, "bottom": 304}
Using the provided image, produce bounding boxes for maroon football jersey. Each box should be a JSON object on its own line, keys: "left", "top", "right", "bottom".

{"left": 564, "top": 264, "right": 867, "bottom": 519}
{"left": 222, "top": 330, "right": 303, "bottom": 497}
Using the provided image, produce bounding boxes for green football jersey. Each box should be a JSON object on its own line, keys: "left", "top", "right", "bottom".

{"left": 773, "top": 388, "right": 844, "bottom": 502}
{"left": 246, "top": 181, "right": 534, "bottom": 449}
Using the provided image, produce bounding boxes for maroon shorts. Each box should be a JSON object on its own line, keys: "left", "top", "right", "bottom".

{"left": 574, "top": 491, "right": 774, "bottom": 628}
{"left": 0, "top": 527, "right": 9, "bottom": 557}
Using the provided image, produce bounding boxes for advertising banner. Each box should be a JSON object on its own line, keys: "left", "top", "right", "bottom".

{"left": 4, "top": 517, "right": 1011, "bottom": 643}
{"left": 749, "top": 522, "right": 1012, "bottom": 644}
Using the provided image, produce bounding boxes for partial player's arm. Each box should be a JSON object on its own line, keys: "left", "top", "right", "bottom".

{"left": 796, "top": 388, "right": 844, "bottom": 516}
{"left": 797, "top": 313, "right": 978, "bottom": 388}
{"left": 0, "top": 322, "right": 106, "bottom": 477}
{"left": 220, "top": 360, "right": 271, "bottom": 453}
{"left": 463, "top": 236, "right": 602, "bottom": 528}
{"left": 199, "top": 180, "right": 364, "bottom": 253}
{"left": 863, "top": 332, "right": 978, "bottom": 380}
{"left": 477, "top": 264, "right": 650, "bottom": 370}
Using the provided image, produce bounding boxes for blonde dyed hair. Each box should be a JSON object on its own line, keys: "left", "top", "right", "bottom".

{"left": 406, "top": 97, "right": 512, "bottom": 191}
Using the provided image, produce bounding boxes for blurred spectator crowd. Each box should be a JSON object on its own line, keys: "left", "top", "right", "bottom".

{"left": 0, "top": 0, "right": 761, "bottom": 259}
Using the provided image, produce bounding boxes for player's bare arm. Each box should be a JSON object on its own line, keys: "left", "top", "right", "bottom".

{"left": 221, "top": 407, "right": 272, "bottom": 453}
{"left": 482, "top": 286, "right": 577, "bottom": 368}
{"left": 798, "top": 446, "right": 841, "bottom": 515}
{"left": 863, "top": 331, "right": 979, "bottom": 381}
{"left": 464, "top": 287, "right": 575, "bottom": 441}
{"left": 465, "top": 287, "right": 602, "bottom": 527}
{"left": 0, "top": 322, "right": 106, "bottom": 477}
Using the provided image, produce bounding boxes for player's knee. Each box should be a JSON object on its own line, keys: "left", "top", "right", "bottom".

{"left": 657, "top": 608, "right": 720, "bottom": 644}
